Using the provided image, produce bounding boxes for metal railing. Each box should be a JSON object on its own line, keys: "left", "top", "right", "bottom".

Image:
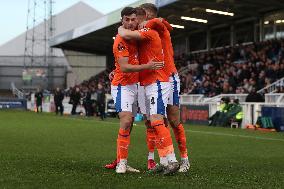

{"left": 180, "top": 93, "right": 284, "bottom": 104}
{"left": 203, "top": 94, "right": 248, "bottom": 103}
{"left": 265, "top": 93, "right": 284, "bottom": 103}
{"left": 10, "top": 82, "right": 24, "bottom": 99}
{"left": 180, "top": 94, "right": 204, "bottom": 104}
{"left": 257, "top": 77, "right": 284, "bottom": 94}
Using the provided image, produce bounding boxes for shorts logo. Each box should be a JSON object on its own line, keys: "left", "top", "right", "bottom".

{"left": 151, "top": 97, "right": 155, "bottom": 105}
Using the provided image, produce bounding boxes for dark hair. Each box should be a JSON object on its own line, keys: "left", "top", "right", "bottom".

{"left": 135, "top": 7, "right": 146, "bottom": 16}
{"left": 233, "top": 99, "right": 239, "bottom": 104}
{"left": 121, "top": 7, "right": 136, "bottom": 18}
{"left": 140, "top": 3, "right": 158, "bottom": 15}
{"left": 224, "top": 97, "right": 230, "bottom": 104}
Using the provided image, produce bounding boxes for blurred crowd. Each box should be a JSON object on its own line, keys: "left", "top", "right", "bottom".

{"left": 48, "top": 70, "right": 111, "bottom": 117}
{"left": 66, "top": 69, "right": 111, "bottom": 97}
{"left": 66, "top": 39, "right": 284, "bottom": 102}
{"left": 36, "top": 39, "right": 284, "bottom": 117}
{"left": 178, "top": 39, "right": 284, "bottom": 96}
{"left": 66, "top": 82, "right": 106, "bottom": 119}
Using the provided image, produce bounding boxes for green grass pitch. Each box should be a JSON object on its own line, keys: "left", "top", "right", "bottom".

{"left": 0, "top": 110, "right": 284, "bottom": 188}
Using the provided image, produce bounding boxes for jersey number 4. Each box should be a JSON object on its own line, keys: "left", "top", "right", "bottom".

{"left": 151, "top": 97, "right": 155, "bottom": 105}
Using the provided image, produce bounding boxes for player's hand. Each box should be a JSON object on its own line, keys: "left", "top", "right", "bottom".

{"left": 108, "top": 70, "right": 115, "bottom": 81}
{"left": 149, "top": 61, "right": 164, "bottom": 70}
{"left": 118, "top": 26, "right": 125, "bottom": 34}
{"left": 138, "top": 21, "right": 148, "bottom": 30}
{"left": 118, "top": 26, "right": 123, "bottom": 32}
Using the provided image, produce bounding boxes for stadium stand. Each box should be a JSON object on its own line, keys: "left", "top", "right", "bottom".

{"left": 178, "top": 39, "right": 284, "bottom": 96}
{"left": 68, "top": 39, "right": 284, "bottom": 99}
{"left": 66, "top": 69, "right": 111, "bottom": 97}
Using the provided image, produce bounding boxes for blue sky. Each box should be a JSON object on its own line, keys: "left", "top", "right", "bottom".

{"left": 0, "top": 0, "right": 138, "bottom": 46}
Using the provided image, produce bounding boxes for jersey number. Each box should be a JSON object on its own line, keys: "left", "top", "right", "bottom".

{"left": 151, "top": 97, "right": 155, "bottom": 105}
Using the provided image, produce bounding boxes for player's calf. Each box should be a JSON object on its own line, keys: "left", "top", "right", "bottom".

{"left": 166, "top": 105, "right": 180, "bottom": 128}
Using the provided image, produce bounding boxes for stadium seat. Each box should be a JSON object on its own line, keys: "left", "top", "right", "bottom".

{"left": 230, "top": 122, "right": 239, "bottom": 128}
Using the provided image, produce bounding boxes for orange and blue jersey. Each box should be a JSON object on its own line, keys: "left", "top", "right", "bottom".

{"left": 112, "top": 34, "right": 139, "bottom": 86}
{"left": 138, "top": 28, "right": 169, "bottom": 86}
{"left": 146, "top": 18, "right": 177, "bottom": 77}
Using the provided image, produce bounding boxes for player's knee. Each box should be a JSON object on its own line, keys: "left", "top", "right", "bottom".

{"left": 169, "top": 118, "right": 180, "bottom": 128}
{"left": 167, "top": 106, "right": 180, "bottom": 127}
{"left": 167, "top": 114, "right": 180, "bottom": 127}
{"left": 144, "top": 120, "right": 152, "bottom": 128}
{"left": 119, "top": 112, "right": 133, "bottom": 129}
{"left": 150, "top": 114, "right": 164, "bottom": 122}
{"left": 121, "top": 119, "right": 132, "bottom": 130}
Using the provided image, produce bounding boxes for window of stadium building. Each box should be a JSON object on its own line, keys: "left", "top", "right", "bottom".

{"left": 276, "top": 25, "right": 284, "bottom": 38}
{"left": 264, "top": 11, "right": 284, "bottom": 40}
{"left": 264, "top": 26, "right": 274, "bottom": 40}
{"left": 264, "top": 24, "right": 284, "bottom": 40}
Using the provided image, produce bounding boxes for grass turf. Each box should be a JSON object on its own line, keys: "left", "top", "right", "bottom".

{"left": 0, "top": 110, "right": 284, "bottom": 188}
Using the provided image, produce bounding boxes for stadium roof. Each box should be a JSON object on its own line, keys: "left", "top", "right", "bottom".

{"left": 50, "top": 0, "right": 284, "bottom": 54}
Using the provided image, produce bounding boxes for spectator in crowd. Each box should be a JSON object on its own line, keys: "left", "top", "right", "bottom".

{"left": 230, "top": 99, "right": 244, "bottom": 128}
{"left": 96, "top": 83, "right": 106, "bottom": 120}
{"left": 83, "top": 88, "right": 93, "bottom": 117}
{"left": 221, "top": 98, "right": 243, "bottom": 127}
{"left": 35, "top": 88, "right": 43, "bottom": 113}
{"left": 209, "top": 98, "right": 243, "bottom": 127}
{"left": 275, "top": 84, "right": 284, "bottom": 93}
{"left": 90, "top": 87, "right": 98, "bottom": 116}
{"left": 178, "top": 39, "right": 284, "bottom": 96}
{"left": 245, "top": 87, "right": 265, "bottom": 102}
{"left": 54, "top": 87, "right": 64, "bottom": 116}
{"left": 70, "top": 87, "right": 81, "bottom": 115}
{"left": 209, "top": 97, "right": 230, "bottom": 126}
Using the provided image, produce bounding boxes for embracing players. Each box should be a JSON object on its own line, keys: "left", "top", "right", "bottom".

{"left": 139, "top": 3, "right": 190, "bottom": 173}
{"left": 118, "top": 6, "right": 180, "bottom": 175}
{"left": 111, "top": 7, "right": 164, "bottom": 174}
{"left": 107, "top": 3, "right": 190, "bottom": 175}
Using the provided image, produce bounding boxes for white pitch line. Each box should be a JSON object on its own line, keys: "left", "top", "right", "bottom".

{"left": 185, "top": 129, "right": 284, "bottom": 142}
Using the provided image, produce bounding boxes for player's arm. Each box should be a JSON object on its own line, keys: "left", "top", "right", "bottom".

{"left": 108, "top": 70, "right": 115, "bottom": 81}
{"left": 144, "top": 18, "right": 173, "bottom": 33}
{"left": 118, "top": 57, "right": 164, "bottom": 73}
{"left": 161, "top": 18, "right": 173, "bottom": 32}
{"left": 145, "top": 18, "right": 166, "bottom": 33}
{"left": 118, "top": 26, "right": 142, "bottom": 40}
